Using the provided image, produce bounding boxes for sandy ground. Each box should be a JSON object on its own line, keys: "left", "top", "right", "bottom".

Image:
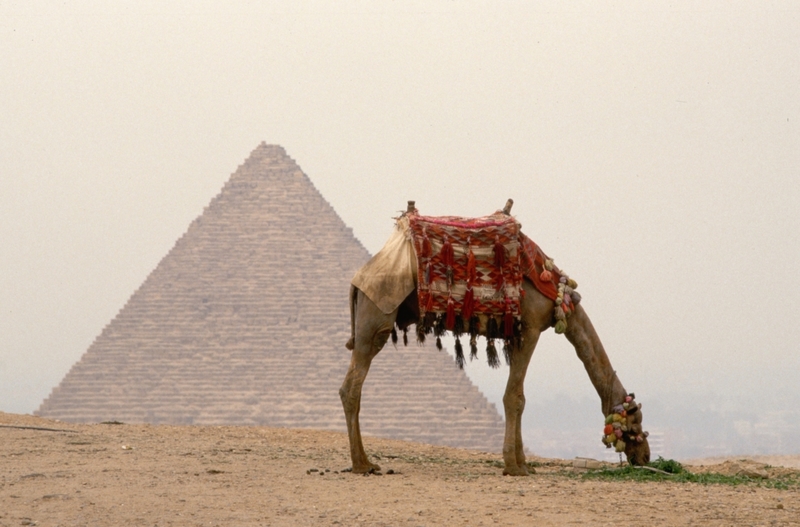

{"left": 2, "top": 412, "right": 798, "bottom": 527}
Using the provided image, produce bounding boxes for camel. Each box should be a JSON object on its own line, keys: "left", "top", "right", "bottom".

{"left": 340, "top": 201, "right": 650, "bottom": 475}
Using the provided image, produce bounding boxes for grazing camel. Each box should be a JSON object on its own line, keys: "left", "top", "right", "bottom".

{"left": 340, "top": 201, "right": 650, "bottom": 475}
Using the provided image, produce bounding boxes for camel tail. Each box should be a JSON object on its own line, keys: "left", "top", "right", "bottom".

{"left": 345, "top": 284, "right": 357, "bottom": 350}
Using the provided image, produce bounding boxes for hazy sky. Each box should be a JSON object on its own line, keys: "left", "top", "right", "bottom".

{"left": 2, "top": 1, "right": 799, "bottom": 450}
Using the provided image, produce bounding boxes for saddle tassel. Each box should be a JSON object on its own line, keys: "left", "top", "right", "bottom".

{"left": 421, "top": 228, "right": 432, "bottom": 258}
{"left": 493, "top": 236, "right": 505, "bottom": 268}
{"left": 462, "top": 286, "right": 474, "bottom": 320}
{"left": 486, "top": 339, "right": 500, "bottom": 369}
{"left": 463, "top": 241, "right": 477, "bottom": 320}
{"left": 503, "top": 339, "right": 513, "bottom": 366}
{"left": 494, "top": 236, "right": 506, "bottom": 289}
{"left": 454, "top": 337, "right": 465, "bottom": 369}
{"left": 445, "top": 295, "right": 456, "bottom": 330}
{"left": 469, "top": 334, "right": 478, "bottom": 361}
{"left": 466, "top": 241, "right": 477, "bottom": 283}
{"left": 441, "top": 235, "right": 454, "bottom": 267}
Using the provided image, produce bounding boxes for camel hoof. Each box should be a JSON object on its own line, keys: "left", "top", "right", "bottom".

{"left": 502, "top": 465, "right": 531, "bottom": 476}
{"left": 351, "top": 462, "right": 381, "bottom": 474}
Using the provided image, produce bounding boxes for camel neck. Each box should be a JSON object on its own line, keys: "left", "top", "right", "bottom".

{"left": 564, "top": 305, "right": 628, "bottom": 416}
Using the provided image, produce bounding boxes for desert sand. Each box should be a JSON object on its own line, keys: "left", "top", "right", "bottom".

{"left": 1, "top": 412, "right": 797, "bottom": 526}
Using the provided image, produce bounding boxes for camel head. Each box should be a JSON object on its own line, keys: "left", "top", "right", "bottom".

{"left": 602, "top": 396, "right": 650, "bottom": 465}
{"left": 623, "top": 401, "right": 650, "bottom": 465}
{"left": 625, "top": 434, "right": 651, "bottom": 466}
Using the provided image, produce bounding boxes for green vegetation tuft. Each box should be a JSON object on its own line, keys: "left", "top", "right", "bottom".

{"left": 649, "top": 456, "right": 684, "bottom": 474}
{"left": 581, "top": 457, "right": 800, "bottom": 490}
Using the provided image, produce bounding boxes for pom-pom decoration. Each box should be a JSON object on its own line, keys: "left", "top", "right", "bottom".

{"left": 571, "top": 291, "right": 582, "bottom": 305}
{"left": 601, "top": 394, "right": 649, "bottom": 455}
{"left": 550, "top": 269, "right": 578, "bottom": 334}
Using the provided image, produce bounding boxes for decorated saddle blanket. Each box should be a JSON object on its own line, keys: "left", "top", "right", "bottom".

{"left": 409, "top": 212, "right": 523, "bottom": 335}
{"left": 352, "top": 208, "right": 576, "bottom": 334}
{"left": 408, "top": 211, "right": 569, "bottom": 338}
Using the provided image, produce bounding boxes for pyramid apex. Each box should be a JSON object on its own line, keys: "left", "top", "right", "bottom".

{"left": 253, "top": 142, "right": 287, "bottom": 156}
{"left": 240, "top": 143, "right": 294, "bottom": 169}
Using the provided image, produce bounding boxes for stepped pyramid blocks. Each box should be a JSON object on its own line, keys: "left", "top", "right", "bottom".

{"left": 36, "top": 143, "right": 505, "bottom": 452}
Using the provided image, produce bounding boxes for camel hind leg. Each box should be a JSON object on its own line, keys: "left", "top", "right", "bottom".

{"left": 339, "top": 289, "right": 396, "bottom": 473}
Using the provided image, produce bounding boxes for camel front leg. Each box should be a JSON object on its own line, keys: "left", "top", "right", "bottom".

{"left": 501, "top": 327, "right": 540, "bottom": 476}
{"left": 500, "top": 282, "right": 555, "bottom": 475}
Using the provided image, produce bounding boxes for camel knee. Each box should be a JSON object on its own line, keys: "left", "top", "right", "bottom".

{"left": 503, "top": 391, "right": 525, "bottom": 412}
{"left": 339, "top": 383, "right": 357, "bottom": 413}
{"left": 349, "top": 327, "right": 391, "bottom": 361}
{"left": 372, "top": 328, "right": 392, "bottom": 352}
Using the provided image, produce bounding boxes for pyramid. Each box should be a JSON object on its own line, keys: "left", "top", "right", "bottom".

{"left": 36, "top": 144, "right": 505, "bottom": 451}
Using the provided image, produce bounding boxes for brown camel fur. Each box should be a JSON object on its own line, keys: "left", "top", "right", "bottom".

{"left": 340, "top": 278, "right": 651, "bottom": 475}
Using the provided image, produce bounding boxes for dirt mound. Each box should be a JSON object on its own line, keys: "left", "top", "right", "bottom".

{"left": 685, "top": 454, "right": 800, "bottom": 471}
{"left": 1, "top": 412, "right": 797, "bottom": 526}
